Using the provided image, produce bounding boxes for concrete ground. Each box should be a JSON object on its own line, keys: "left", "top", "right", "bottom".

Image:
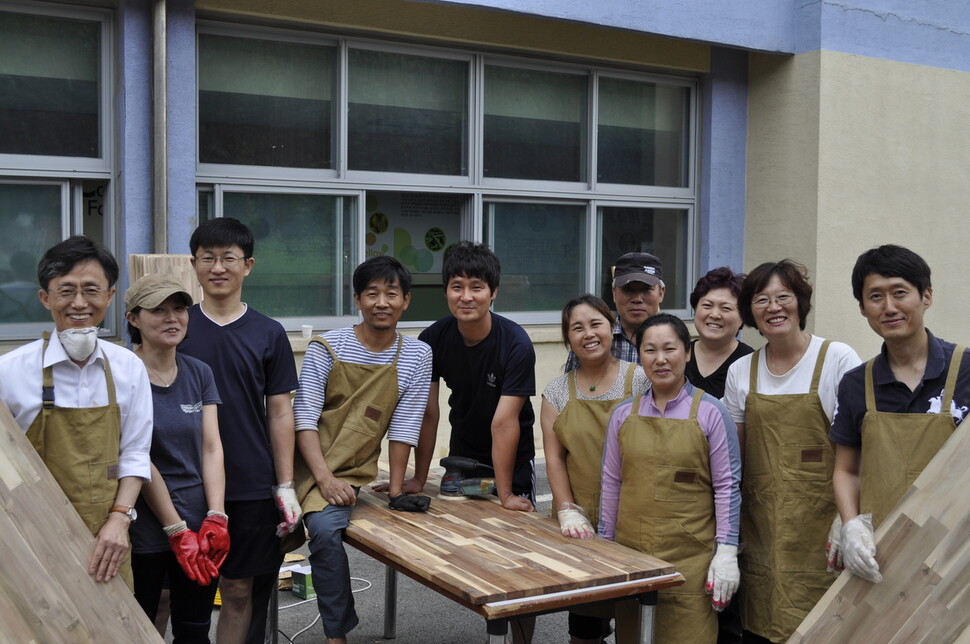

{"left": 163, "top": 459, "right": 619, "bottom": 643}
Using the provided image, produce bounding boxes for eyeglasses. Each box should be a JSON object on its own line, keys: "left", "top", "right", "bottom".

{"left": 752, "top": 293, "right": 795, "bottom": 309}
{"left": 48, "top": 287, "right": 110, "bottom": 301}
{"left": 194, "top": 255, "right": 244, "bottom": 267}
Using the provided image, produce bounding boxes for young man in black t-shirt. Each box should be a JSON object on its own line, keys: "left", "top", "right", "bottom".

{"left": 409, "top": 241, "right": 537, "bottom": 512}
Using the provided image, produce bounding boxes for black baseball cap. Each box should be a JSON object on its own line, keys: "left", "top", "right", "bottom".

{"left": 612, "top": 252, "right": 663, "bottom": 287}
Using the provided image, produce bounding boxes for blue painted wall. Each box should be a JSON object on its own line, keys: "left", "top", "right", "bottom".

{"left": 117, "top": 0, "right": 152, "bottom": 297}
{"left": 167, "top": 0, "right": 197, "bottom": 254}
{"left": 698, "top": 47, "right": 748, "bottom": 276}
{"left": 444, "top": 0, "right": 970, "bottom": 72}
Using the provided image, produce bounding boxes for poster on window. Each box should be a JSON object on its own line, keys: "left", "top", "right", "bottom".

{"left": 364, "top": 192, "right": 463, "bottom": 275}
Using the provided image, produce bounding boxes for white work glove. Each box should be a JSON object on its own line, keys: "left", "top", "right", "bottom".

{"left": 840, "top": 514, "right": 882, "bottom": 583}
{"left": 557, "top": 502, "right": 594, "bottom": 540}
{"left": 826, "top": 514, "right": 844, "bottom": 573}
{"left": 274, "top": 483, "right": 303, "bottom": 537}
{"left": 705, "top": 543, "right": 740, "bottom": 611}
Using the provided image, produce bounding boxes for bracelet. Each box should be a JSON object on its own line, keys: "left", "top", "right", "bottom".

{"left": 163, "top": 520, "right": 188, "bottom": 536}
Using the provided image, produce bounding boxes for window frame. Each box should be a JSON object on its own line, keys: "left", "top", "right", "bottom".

{"left": 0, "top": 2, "right": 113, "bottom": 175}
{"left": 195, "top": 23, "right": 699, "bottom": 329}
{"left": 0, "top": 3, "right": 116, "bottom": 341}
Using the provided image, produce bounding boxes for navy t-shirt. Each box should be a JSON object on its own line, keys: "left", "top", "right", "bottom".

{"left": 179, "top": 305, "right": 298, "bottom": 502}
{"left": 131, "top": 353, "right": 221, "bottom": 553}
{"left": 419, "top": 313, "right": 536, "bottom": 492}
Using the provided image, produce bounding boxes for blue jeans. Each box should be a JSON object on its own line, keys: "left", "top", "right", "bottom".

{"left": 305, "top": 504, "right": 359, "bottom": 638}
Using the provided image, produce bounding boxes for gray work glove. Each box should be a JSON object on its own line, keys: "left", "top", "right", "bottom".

{"left": 388, "top": 493, "right": 431, "bottom": 512}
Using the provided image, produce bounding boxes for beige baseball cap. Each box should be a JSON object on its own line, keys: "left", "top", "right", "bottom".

{"left": 124, "top": 274, "right": 193, "bottom": 314}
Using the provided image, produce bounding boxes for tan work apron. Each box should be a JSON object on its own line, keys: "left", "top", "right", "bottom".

{"left": 859, "top": 347, "right": 964, "bottom": 527}
{"left": 551, "top": 362, "right": 636, "bottom": 530}
{"left": 25, "top": 334, "right": 132, "bottom": 589}
{"left": 294, "top": 335, "right": 403, "bottom": 514}
{"left": 614, "top": 388, "right": 717, "bottom": 644}
{"left": 740, "top": 341, "right": 834, "bottom": 643}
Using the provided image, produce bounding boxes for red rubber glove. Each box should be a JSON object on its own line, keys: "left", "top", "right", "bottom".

{"left": 165, "top": 523, "right": 213, "bottom": 586}
{"left": 198, "top": 513, "right": 231, "bottom": 570}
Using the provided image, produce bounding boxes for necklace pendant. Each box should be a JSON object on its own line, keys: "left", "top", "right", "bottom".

{"left": 589, "top": 385, "right": 596, "bottom": 392}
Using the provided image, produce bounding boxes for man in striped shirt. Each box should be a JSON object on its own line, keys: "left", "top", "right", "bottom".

{"left": 292, "top": 256, "right": 432, "bottom": 644}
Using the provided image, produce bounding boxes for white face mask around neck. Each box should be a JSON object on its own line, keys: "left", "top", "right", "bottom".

{"left": 57, "top": 327, "right": 99, "bottom": 362}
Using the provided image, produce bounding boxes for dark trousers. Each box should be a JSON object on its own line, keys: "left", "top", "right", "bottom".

{"left": 133, "top": 550, "right": 218, "bottom": 643}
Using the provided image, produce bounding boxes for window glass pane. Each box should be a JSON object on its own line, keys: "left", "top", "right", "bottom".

{"left": 597, "top": 78, "right": 689, "bottom": 187}
{"left": 221, "top": 193, "right": 355, "bottom": 317}
{"left": 364, "top": 191, "right": 464, "bottom": 322}
{"left": 348, "top": 49, "right": 467, "bottom": 175}
{"left": 0, "top": 11, "right": 100, "bottom": 158}
{"left": 485, "top": 202, "right": 585, "bottom": 312}
{"left": 0, "top": 184, "right": 63, "bottom": 322}
{"left": 484, "top": 66, "right": 586, "bottom": 181}
{"left": 199, "top": 34, "right": 334, "bottom": 168}
{"left": 599, "top": 206, "right": 688, "bottom": 310}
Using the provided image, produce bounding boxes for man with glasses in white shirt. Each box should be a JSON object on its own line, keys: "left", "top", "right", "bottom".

{"left": 0, "top": 235, "right": 153, "bottom": 590}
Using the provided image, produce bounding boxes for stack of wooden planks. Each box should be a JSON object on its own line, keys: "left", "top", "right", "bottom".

{"left": 0, "top": 401, "right": 162, "bottom": 643}
{"left": 128, "top": 254, "right": 202, "bottom": 304}
{"left": 790, "top": 422, "right": 970, "bottom": 643}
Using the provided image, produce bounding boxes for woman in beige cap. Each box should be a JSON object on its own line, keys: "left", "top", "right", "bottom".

{"left": 125, "top": 274, "right": 227, "bottom": 641}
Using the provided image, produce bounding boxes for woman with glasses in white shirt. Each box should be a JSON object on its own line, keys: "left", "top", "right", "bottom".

{"left": 722, "top": 260, "right": 860, "bottom": 644}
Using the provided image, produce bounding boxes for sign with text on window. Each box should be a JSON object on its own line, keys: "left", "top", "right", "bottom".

{"left": 365, "top": 192, "right": 463, "bottom": 275}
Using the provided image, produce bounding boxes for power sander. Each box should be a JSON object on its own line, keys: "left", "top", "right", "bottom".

{"left": 439, "top": 456, "right": 496, "bottom": 497}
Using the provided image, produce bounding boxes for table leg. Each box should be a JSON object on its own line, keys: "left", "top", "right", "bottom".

{"left": 383, "top": 566, "right": 398, "bottom": 639}
{"left": 638, "top": 591, "right": 658, "bottom": 644}
{"left": 487, "top": 618, "right": 509, "bottom": 644}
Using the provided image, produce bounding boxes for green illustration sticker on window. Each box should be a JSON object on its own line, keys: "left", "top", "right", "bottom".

{"left": 425, "top": 227, "right": 446, "bottom": 252}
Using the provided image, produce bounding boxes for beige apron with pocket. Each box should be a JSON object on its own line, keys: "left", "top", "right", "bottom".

{"left": 740, "top": 341, "right": 834, "bottom": 642}
{"left": 860, "top": 348, "right": 964, "bottom": 527}
{"left": 552, "top": 362, "right": 636, "bottom": 531}
{"left": 294, "top": 335, "right": 402, "bottom": 515}
{"left": 614, "top": 388, "right": 717, "bottom": 643}
{"left": 552, "top": 363, "right": 636, "bottom": 624}
{"left": 25, "top": 334, "right": 132, "bottom": 590}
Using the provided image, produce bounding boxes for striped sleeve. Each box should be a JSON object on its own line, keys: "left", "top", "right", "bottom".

{"left": 292, "top": 339, "right": 334, "bottom": 431}
{"left": 385, "top": 337, "right": 433, "bottom": 446}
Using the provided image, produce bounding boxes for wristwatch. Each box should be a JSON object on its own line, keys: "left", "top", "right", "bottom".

{"left": 110, "top": 504, "right": 138, "bottom": 523}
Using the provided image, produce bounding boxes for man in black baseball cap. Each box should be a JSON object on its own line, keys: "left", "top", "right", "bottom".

{"left": 565, "top": 251, "right": 665, "bottom": 371}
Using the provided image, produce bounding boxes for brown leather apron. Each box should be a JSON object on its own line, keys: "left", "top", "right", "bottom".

{"left": 294, "top": 335, "right": 403, "bottom": 514}
{"left": 614, "top": 388, "right": 717, "bottom": 643}
{"left": 551, "top": 362, "right": 636, "bottom": 531}
{"left": 739, "top": 340, "right": 834, "bottom": 642}
{"left": 25, "top": 333, "right": 132, "bottom": 589}
{"left": 860, "top": 347, "right": 964, "bottom": 527}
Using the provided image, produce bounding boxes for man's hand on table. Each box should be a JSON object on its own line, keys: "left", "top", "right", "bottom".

{"left": 372, "top": 478, "right": 425, "bottom": 495}
{"left": 500, "top": 493, "right": 535, "bottom": 512}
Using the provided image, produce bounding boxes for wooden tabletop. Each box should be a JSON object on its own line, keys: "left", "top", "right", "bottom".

{"left": 344, "top": 482, "right": 683, "bottom": 621}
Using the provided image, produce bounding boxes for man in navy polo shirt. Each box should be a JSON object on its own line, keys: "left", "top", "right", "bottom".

{"left": 830, "top": 244, "right": 970, "bottom": 583}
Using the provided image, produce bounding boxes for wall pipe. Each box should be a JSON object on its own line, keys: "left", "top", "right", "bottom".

{"left": 152, "top": 0, "right": 168, "bottom": 253}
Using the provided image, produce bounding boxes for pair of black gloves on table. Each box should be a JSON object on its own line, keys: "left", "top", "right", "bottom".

{"left": 388, "top": 493, "right": 431, "bottom": 512}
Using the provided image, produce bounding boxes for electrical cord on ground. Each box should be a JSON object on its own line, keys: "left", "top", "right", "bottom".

{"left": 278, "top": 577, "right": 373, "bottom": 642}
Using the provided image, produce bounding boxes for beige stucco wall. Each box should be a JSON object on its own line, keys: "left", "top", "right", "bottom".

{"left": 745, "top": 50, "right": 970, "bottom": 359}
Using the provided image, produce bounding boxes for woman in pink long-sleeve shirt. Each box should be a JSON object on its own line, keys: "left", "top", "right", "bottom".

{"left": 599, "top": 313, "right": 741, "bottom": 643}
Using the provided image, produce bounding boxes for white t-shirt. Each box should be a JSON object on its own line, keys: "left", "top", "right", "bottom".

{"left": 722, "top": 335, "right": 861, "bottom": 425}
